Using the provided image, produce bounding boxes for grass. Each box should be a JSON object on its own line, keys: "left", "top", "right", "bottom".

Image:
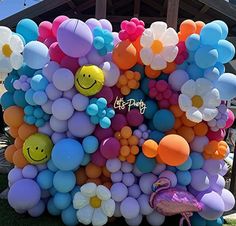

{"left": 0, "top": 174, "right": 235, "bottom": 226}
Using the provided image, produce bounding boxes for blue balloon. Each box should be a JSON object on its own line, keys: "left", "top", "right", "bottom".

{"left": 33, "top": 107, "right": 44, "bottom": 119}
{"left": 81, "top": 153, "right": 91, "bottom": 166}
{"left": 35, "top": 118, "right": 45, "bottom": 127}
{"left": 47, "top": 159, "right": 58, "bottom": 172}
{"left": 200, "top": 22, "right": 222, "bottom": 46}
{"left": 43, "top": 114, "right": 50, "bottom": 121}
{"left": 13, "top": 90, "right": 27, "bottom": 108}
{"left": 70, "top": 186, "right": 80, "bottom": 198}
{"left": 16, "top": 19, "right": 38, "bottom": 43}
{"left": 36, "top": 169, "right": 54, "bottom": 190}
{"left": 25, "top": 89, "right": 36, "bottom": 105}
{"left": 53, "top": 171, "right": 76, "bottom": 193}
{"left": 213, "top": 20, "right": 228, "bottom": 39}
{"left": 187, "top": 63, "right": 204, "bottom": 80}
{"left": 86, "top": 104, "right": 99, "bottom": 116}
{"left": 140, "top": 77, "right": 150, "bottom": 95}
{"left": 176, "top": 170, "right": 192, "bottom": 186}
{"left": 33, "top": 91, "right": 48, "bottom": 105}
{"left": 136, "top": 153, "right": 156, "bottom": 173}
{"left": 190, "top": 152, "right": 204, "bottom": 170}
{"left": 82, "top": 135, "right": 98, "bottom": 154}
{"left": 51, "top": 139, "right": 85, "bottom": 171}
{"left": 177, "top": 61, "right": 188, "bottom": 70}
{"left": 106, "top": 108, "right": 115, "bottom": 118}
{"left": 98, "top": 109, "right": 106, "bottom": 118}
{"left": 24, "top": 105, "right": 34, "bottom": 115}
{"left": 149, "top": 131, "right": 165, "bottom": 142}
{"left": 47, "top": 198, "right": 61, "bottom": 216}
{"left": 157, "top": 73, "right": 169, "bottom": 81}
{"left": 90, "top": 115, "right": 100, "bottom": 124}
{"left": 1, "top": 92, "right": 15, "bottom": 109}
{"left": 96, "top": 98, "right": 107, "bottom": 109}
{"left": 17, "top": 63, "right": 35, "bottom": 77}
{"left": 144, "top": 100, "right": 159, "bottom": 119}
{"left": 214, "top": 62, "right": 225, "bottom": 75}
{"left": 186, "top": 34, "right": 200, "bottom": 51}
{"left": 53, "top": 192, "right": 71, "bottom": 210}
{"left": 217, "top": 40, "right": 235, "bottom": 64}
{"left": 148, "top": 121, "right": 155, "bottom": 130}
{"left": 94, "top": 37, "right": 105, "bottom": 49}
{"left": 153, "top": 109, "right": 175, "bottom": 132}
{"left": 14, "top": 33, "right": 26, "bottom": 45}
{"left": 61, "top": 205, "right": 78, "bottom": 226}
{"left": 31, "top": 74, "right": 48, "bottom": 91}
{"left": 204, "top": 67, "right": 220, "bottom": 83}
{"left": 177, "top": 157, "right": 192, "bottom": 171}
{"left": 191, "top": 213, "right": 207, "bottom": 226}
{"left": 187, "top": 50, "right": 195, "bottom": 63}
{"left": 25, "top": 115, "right": 36, "bottom": 125}
{"left": 195, "top": 46, "right": 218, "bottom": 69}
{"left": 23, "top": 41, "right": 50, "bottom": 70}
{"left": 215, "top": 73, "right": 236, "bottom": 100}
{"left": 4, "top": 73, "right": 18, "bottom": 92}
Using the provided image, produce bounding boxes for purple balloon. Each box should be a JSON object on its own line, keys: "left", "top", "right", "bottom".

{"left": 190, "top": 136, "right": 209, "bottom": 153}
{"left": 197, "top": 190, "right": 224, "bottom": 220}
{"left": 52, "top": 98, "right": 74, "bottom": 120}
{"left": 38, "top": 122, "right": 53, "bottom": 136}
{"left": 52, "top": 68, "right": 74, "bottom": 91}
{"left": 22, "top": 165, "right": 38, "bottom": 179}
{"left": 46, "top": 83, "right": 63, "bottom": 101}
{"left": 111, "top": 171, "right": 123, "bottom": 183}
{"left": 203, "top": 159, "right": 222, "bottom": 175}
{"left": 190, "top": 169, "right": 210, "bottom": 191}
{"left": 139, "top": 173, "right": 157, "bottom": 194}
{"left": 57, "top": 19, "right": 93, "bottom": 58}
{"left": 137, "top": 194, "right": 153, "bottom": 215}
{"left": 122, "top": 173, "right": 135, "bottom": 187}
{"left": 125, "top": 214, "right": 143, "bottom": 226}
{"left": 111, "top": 182, "right": 128, "bottom": 202}
{"left": 63, "top": 88, "right": 77, "bottom": 100}
{"left": 209, "top": 174, "right": 225, "bottom": 193}
{"left": 28, "top": 200, "right": 45, "bottom": 217}
{"left": 169, "top": 70, "right": 189, "bottom": 91}
{"left": 50, "top": 116, "right": 68, "bottom": 133}
{"left": 86, "top": 47, "right": 105, "bottom": 66}
{"left": 152, "top": 164, "right": 166, "bottom": 175}
{"left": 8, "top": 168, "right": 23, "bottom": 185}
{"left": 106, "top": 158, "right": 121, "bottom": 173}
{"left": 121, "top": 162, "right": 133, "bottom": 173}
{"left": 128, "top": 184, "right": 141, "bottom": 199}
{"left": 8, "top": 179, "right": 41, "bottom": 210}
{"left": 85, "top": 18, "right": 102, "bottom": 31}
{"left": 159, "top": 170, "right": 177, "bottom": 187}
{"left": 51, "top": 132, "right": 67, "bottom": 144}
{"left": 113, "top": 32, "right": 120, "bottom": 46}
{"left": 68, "top": 112, "right": 95, "bottom": 138}
{"left": 41, "top": 100, "right": 53, "bottom": 114}
{"left": 72, "top": 94, "right": 89, "bottom": 111}
{"left": 120, "top": 197, "right": 140, "bottom": 219}
{"left": 42, "top": 61, "right": 60, "bottom": 82}
{"left": 99, "top": 19, "right": 112, "bottom": 31}
{"left": 219, "top": 160, "right": 228, "bottom": 176}
{"left": 221, "top": 188, "right": 235, "bottom": 211}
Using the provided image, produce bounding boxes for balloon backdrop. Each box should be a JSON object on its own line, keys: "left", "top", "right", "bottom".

{"left": 1, "top": 16, "right": 236, "bottom": 226}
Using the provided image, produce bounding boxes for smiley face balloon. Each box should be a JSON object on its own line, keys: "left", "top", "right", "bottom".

{"left": 23, "top": 133, "right": 53, "bottom": 164}
{"left": 75, "top": 65, "right": 104, "bottom": 96}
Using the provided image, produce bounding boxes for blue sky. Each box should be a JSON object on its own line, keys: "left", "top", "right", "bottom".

{"left": 0, "top": 0, "right": 41, "bottom": 20}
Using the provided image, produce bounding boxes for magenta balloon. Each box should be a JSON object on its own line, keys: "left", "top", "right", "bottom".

{"left": 94, "top": 126, "right": 114, "bottom": 141}
{"left": 85, "top": 18, "right": 102, "bottom": 31}
{"left": 57, "top": 19, "right": 93, "bottom": 58}
{"left": 42, "top": 61, "right": 60, "bottom": 82}
{"left": 52, "top": 15, "right": 69, "bottom": 37}
{"left": 190, "top": 136, "right": 209, "bottom": 153}
{"left": 39, "top": 21, "right": 52, "bottom": 39}
{"left": 197, "top": 190, "right": 224, "bottom": 220}
{"left": 100, "top": 137, "right": 120, "bottom": 159}
{"left": 44, "top": 37, "right": 57, "bottom": 48}
{"left": 68, "top": 112, "right": 95, "bottom": 138}
{"left": 95, "top": 86, "right": 114, "bottom": 104}
{"left": 91, "top": 150, "right": 106, "bottom": 167}
{"left": 207, "top": 129, "right": 226, "bottom": 141}
{"left": 221, "top": 188, "right": 235, "bottom": 211}
{"left": 111, "top": 114, "right": 127, "bottom": 131}
{"left": 99, "top": 19, "right": 112, "bottom": 31}
{"left": 225, "top": 109, "right": 235, "bottom": 129}
{"left": 60, "top": 55, "right": 79, "bottom": 74}
{"left": 46, "top": 83, "right": 63, "bottom": 100}
{"left": 190, "top": 169, "right": 210, "bottom": 191}
{"left": 50, "top": 115, "right": 68, "bottom": 133}
{"left": 8, "top": 179, "right": 41, "bottom": 210}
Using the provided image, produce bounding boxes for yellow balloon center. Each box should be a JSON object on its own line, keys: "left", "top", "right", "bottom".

{"left": 2, "top": 44, "right": 12, "bottom": 57}
{"left": 191, "top": 95, "right": 203, "bottom": 108}
{"left": 151, "top": 40, "right": 163, "bottom": 54}
{"left": 90, "top": 196, "right": 102, "bottom": 208}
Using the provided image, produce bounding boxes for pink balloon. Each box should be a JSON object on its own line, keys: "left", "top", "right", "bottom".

{"left": 111, "top": 114, "right": 127, "bottom": 131}
{"left": 95, "top": 86, "right": 114, "bottom": 104}
{"left": 100, "top": 137, "right": 120, "bottom": 159}
{"left": 94, "top": 126, "right": 114, "bottom": 141}
{"left": 207, "top": 129, "right": 226, "bottom": 141}
{"left": 127, "top": 109, "right": 144, "bottom": 127}
{"left": 225, "top": 109, "right": 235, "bottom": 129}
{"left": 39, "top": 21, "right": 53, "bottom": 39}
{"left": 49, "top": 42, "right": 65, "bottom": 64}
{"left": 52, "top": 15, "right": 69, "bottom": 37}
{"left": 44, "top": 37, "right": 57, "bottom": 48}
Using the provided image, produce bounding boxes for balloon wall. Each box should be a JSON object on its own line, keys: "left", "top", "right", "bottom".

{"left": 1, "top": 16, "right": 236, "bottom": 226}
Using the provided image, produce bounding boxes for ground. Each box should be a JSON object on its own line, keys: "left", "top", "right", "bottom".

{"left": 0, "top": 174, "right": 235, "bottom": 226}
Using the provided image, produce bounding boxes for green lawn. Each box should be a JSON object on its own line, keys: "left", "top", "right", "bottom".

{"left": 0, "top": 174, "right": 235, "bottom": 226}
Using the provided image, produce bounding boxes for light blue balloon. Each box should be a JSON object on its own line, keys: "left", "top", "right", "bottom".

{"left": 86, "top": 104, "right": 99, "bottom": 116}
{"left": 23, "top": 41, "right": 50, "bottom": 70}
{"left": 200, "top": 22, "right": 222, "bottom": 46}
{"left": 36, "top": 169, "right": 54, "bottom": 190}
{"left": 47, "top": 159, "right": 58, "bottom": 172}
{"left": 214, "top": 62, "right": 225, "bottom": 74}
{"left": 13, "top": 90, "right": 27, "bottom": 108}
{"left": 177, "top": 157, "right": 192, "bottom": 171}
{"left": 51, "top": 138, "right": 84, "bottom": 171}
{"left": 176, "top": 170, "right": 192, "bottom": 186}
{"left": 71, "top": 186, "right": 80, "bottom": 198}
{"left": 204, "top": 67, "right": 220, "bottom": 83}
{"left": 33, "top": 91, "right": 48, "bottom": 105}
{"left": 106, "top": 108, "right": 115, "bottom": 118}
{"left": 187, "top": 63, "right": 204, "bottom": 80}
{"left": 215, "top": 73, "right": 236, "bottom": 100}
{"left": 16, "top": 19, "right": 38, "bottom": 43}
{"left": 61, "top": 205, "right": 78, "bottom": 226}
{"left": 47, "top": 198, "right": 61, "bottom": 216}
{"left": 213, "top": 20, "right": 228, "bottom": 39}
{"left": 186, "top": 34, "right": 200, "bottom": 51}
{"left": 31, "top": 74, "right": 48, "bottom": 91}
{"left": 190, "top": 152, "right": 204, "bottom": 170}
{"left": 90, "top": 115, "right": 100, "bottom": 124}
{"left": 217, "top": 40, "right": 235, "bottom": 64}
{"left": 81, "top": 153, "right": 90, "bottom": 166}
{"left": 82, "top": 135, "right": 99, "bottom": 154}
{"left": 53, "top": 192, "right": 72, "bottom": 210}
{"left": 195, "top": 46, "right": 218, "bottom": 69}
{"left": 25, "top": 89, "right": 36, "bottom": 105}
{"left": 98, "top": 109, "right": 106, "bottom": 118}
{"left": 24, "top": 105, "right": 34, "bottom": 115}
{"left": 53, "top": 170, "right": 76, "bottom": 193}
{"left": 99, "top": 116, "right": 111, "bottom": 128}
{"left": 96, "top": 97, "right": 107, "bottom": 109}
{"left": 0, "top": 92, "right": 15, "bottom": 109}
{"left": 93, "top": 36, "right": 105, "bottom": 50}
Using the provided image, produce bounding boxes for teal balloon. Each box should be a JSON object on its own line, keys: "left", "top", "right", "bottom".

{"left": 126, "top": 89, "right": 145, "bottom": 102}
{"left": 53, "top": 171, "right": 76, "bottom": 193}
{"left": 217, "top": 40, "right": 235, "bottom": 64}
{"left": 16, "top": 19, "right": 38, "bottom": 43}
{"left": 17, "top": 63, "right": 36, "bottom": 77}
{"left": 47, "top": 198, "right": 61, "bottom": 216}
{"left": 153, "top": 109, "right": 175, "bottom": 132}
{"left": 35, "top": 118, "right": 45, "bottom": 127}
{"left": 131, "top": 64, "right": 145, "bottom": 79}
{"left": 25, "top": 89, "right": 36, "bottom": 105}
{"left": 4, "top": 73, "right": 18, "bottom": 92}
{"left": 177, "top": 157, "right": 192, "bottom": 171}
{"left": 157, "top": 73, "right": 168, "bottom": 81}
{"left": 206, "top": 217, "right": 224, "bottom": 226}
{"left": 81, "top": 153, "right": 90, "bottom": 166}
{"left": 176, "top": 170, "right": 192, "bottom": 186}
{"left": 166, "top": 166, "right": 177, "bottom": 173}
{"left": 61, "top": 205, "right": 78, "bottom": 226}
{"left": 136, "top": 153, "right": 156, "bottom": 173}
{"left": 36, "top": 169, "right": 54, "bottom": 190}
{"left": 195, "top": 46, "right": 218, "bottom": 69}
{"left": 1, "top": 92, "right": 15, "bottom": 109}
{"left": 53, "top": 192, "right": 71, "bottom": 210}
{"left": 141, "top": 77, "right": 150, "bottom": 95}
{"left": 144, "top": 99, "right": 158, "bottom": 119}
{"left": 13, "top": 90, "right": 27, "bottom": 108}
{"left": 190, "top": 152, "right": 204, "bottom": 169}
{"left": 24, "top": 105, "right": 34, "bottom": 115}
{"left": 149, "top": 131, "right": 165, "bottom": 142}
{"left": 215, "top": 73, "right": 236, "bottom": 100}
{"left": 191, "top": 213, "right": 207, "bottom": 226}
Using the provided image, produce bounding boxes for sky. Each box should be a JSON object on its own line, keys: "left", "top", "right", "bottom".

{"left": 0, "top": 0, "right": 41, "bottom": 20}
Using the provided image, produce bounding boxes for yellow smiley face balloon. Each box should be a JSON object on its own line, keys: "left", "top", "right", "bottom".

{"left": 75, "top": 65, "right": 104, "bottom": 96}
{"left": 23, "top": 133, "right": 53, "bottom": 164}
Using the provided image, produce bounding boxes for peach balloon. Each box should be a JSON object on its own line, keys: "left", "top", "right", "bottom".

{"left": 14, "top": 137, "right": 24, "bottom": 149}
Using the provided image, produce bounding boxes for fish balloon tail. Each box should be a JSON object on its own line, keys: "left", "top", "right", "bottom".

{"left": 179, "top": 212, "right": 192, "bottom": 226}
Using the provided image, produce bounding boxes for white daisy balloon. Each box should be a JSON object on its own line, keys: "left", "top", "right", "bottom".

{"left": 140, "top": 21, "right": 179, "bottom": 70}
{"left": 0, "top": 26, "right": 24, "bottom": 75}
{"left": 178, "top": 78, "right": 221, "bottom": 123}
{"left": 73, "top": 183, "right": 115, "bottom": 226}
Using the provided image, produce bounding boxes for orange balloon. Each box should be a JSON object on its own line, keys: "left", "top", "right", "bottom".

{"left": 14, "top": 136, "right": 24, "bottom": 149}
{"left": 4, "top": 106, "right": 24, "bottom": 127}
{"left": 126, "top": 154, "right": 136, "bottom": 163}
{"left": 142, "top": 140, "right": 158, "bottom": 158}
{"left": 155, "top": 153, "right": 165, "bottom": 164}
{"left": 178, "top": 32, "right": 187, "bottom": 42}
{"left": 75, "top": 168, "right": 88, "bottom": 186}
{"left": 162, "top": 62, "right": 176, "bottom": 74}
{"left": 13, "top": 149, "right": 28, "bottom": 168}
{"left": 128, "top": 135, "right": 138, "bottom": 145}
{"left": 120, "top": 145, "right": 130, "bottom": 157}
{"left": 180, "top": 19, "right": 196, "bottom": 36}
{"left": 112, "top": 40, "right": 137, "bottom": 70}
{"left": 145, "top": 65, "right": 161, "bottom": 79}
{"left": 102, "top": 167, "right": 111, "bottom": 178}
{"left": 9, "top": 127, "right": 19, "bottom": 138}
{"left": 177, "top": 126, "right": 195, "bottom": 143}
{"left": 132, "top": 36, "right": 143, "bottom": 65}
{"left": 103, "top": 181, "right": 112, "bottom": 189}
{"left": 165, "top": 129, "right": 176, "bottom": 135}
{"left": 170, "top": 105, "right": 183, "bottom": 118}
{"left": 120, "top": 138, "right": 128, "bottom": 146}
{"left": 119, "top": 155, "right": 126, "bottom": 161}
{"left": 85, "top": 163, "right": 102, "bottom": 179}
{"left": 193, "top": 122, "right": 208, "bottom": 136}
{"left": 100, "top": 174, "right": 110, "bottom": 183}
{"left": 174, "top": 118, "right": 182, "bottom": 130}
{"left": 18, "top": 123, "right": 37, "bottom": 141}
{"left": 130, "top": 145, "right": 139, "bottom": 155}
{"left": 5, "top": 144, "right": 17, "bottom": 163}
{"left": 181, "top": 114, "right": 197, "bottom": 127}
{"left": 195, "top": 21, "right": 205, "bottom": 34}
{"left": 157, "top": 134, "right": 190, "bottom": 166}
{"left": 121, "top": 126, "right": 132, "bottom": 139}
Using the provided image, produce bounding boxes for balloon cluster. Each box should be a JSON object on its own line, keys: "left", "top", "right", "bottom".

{"left": 1, "top": 16, "right": 236, "bottom": 226}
